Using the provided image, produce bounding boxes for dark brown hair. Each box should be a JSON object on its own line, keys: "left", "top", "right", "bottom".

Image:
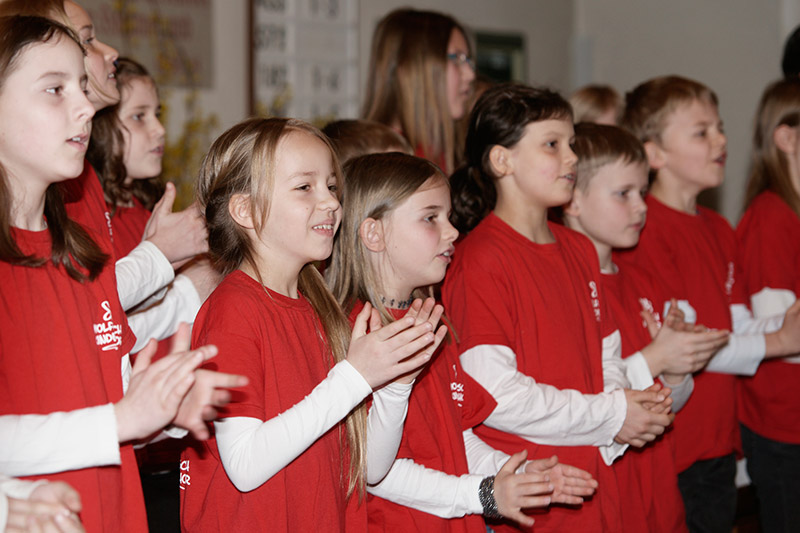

{"left": 87, "top": 57, "right": 165, "bottom": 213}
{"left": 0, "top": 15, "right": 108, "bottom": 281}
{"left": 450, "top": 83, "right": 573, "bottom": 234}
{"left": 321, "top": 119, "right": 412, "bottom": 166}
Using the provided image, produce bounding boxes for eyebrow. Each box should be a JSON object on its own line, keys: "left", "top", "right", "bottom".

{"left": 420, "top": 204, "right": 443, "bottom": 211}
{"left": 37, "top": 71, "right": 69, "bottom": 81}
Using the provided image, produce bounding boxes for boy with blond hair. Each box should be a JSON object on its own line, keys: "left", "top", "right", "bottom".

{"left": 618, "top": 75, "right": 800, "bottom": 532}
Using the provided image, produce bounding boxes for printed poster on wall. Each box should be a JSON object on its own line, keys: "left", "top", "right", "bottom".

{"left": 250, "top": 0, "right": 359, "bottom": 123}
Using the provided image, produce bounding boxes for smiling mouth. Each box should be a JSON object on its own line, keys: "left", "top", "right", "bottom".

{"left": 714, "top": 153, "right": 727, "bottom": 164}
{"left": 312, "top": 224, "right": 334, "bottom": 231}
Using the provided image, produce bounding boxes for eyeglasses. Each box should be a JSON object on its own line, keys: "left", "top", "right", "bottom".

{"left": 446, "top": 52, "right": 475, "bottom": 70}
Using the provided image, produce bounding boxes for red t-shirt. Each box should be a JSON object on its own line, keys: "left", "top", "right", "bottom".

{"left": 180, "top": 271, "right": 365, "bottom": 532}
{"left": 736, "top": 190, "right": 800, "bottom": 444}
{"left": 62, "top": 162, "right": 115, "bottom": 257}
{"left": 615, "top": 195, "right": 742, "bottom": 472}
{"left": 442, "top": 213, "right": 623, "bottom": 533}
{"left": 0, "top": 197, "right": 143, "bottom": 532}
{"left": 353, "top": 304, "right": 496, "bottom": 533}
{"left": 601, "top": 266, "right": 687, "bottom": 533}
{"left": 106, "top": 199, "right": 151, "bottom": 261}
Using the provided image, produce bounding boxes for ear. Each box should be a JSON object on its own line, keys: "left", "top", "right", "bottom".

{"left": 563, "top": 187, "right": 584, "bottom": 217}
{"left": 774, "top": 124, "right": 798, "bottom": 155}
{"left": 358, "top": 217, "right": 385, "bottom": 252}
{"left": 228, "top": 193, "right": 255, "bottom": 229}
{"left": 488, "top": 144, "right": 512, "bottom": 177}
{"left": 644, "top": 140, "right": 666, "bottom": 170}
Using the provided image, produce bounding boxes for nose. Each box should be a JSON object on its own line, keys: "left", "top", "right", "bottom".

{"left": 462, "top": 60, "right": 476, "bottom": 83}
{"left": 152, "top": 116, "right": 166, "bottom": 142}
{"left": 633, "top": 192, "right": 648, "bottom": 216}
{"left": 97, "top": 38, "right": 118, "bottom": 64}
{"left": 76, "top": 90, "right": 96, "bottom": 122}
{"left": 564, "top": 145, "right": 578, "bottom": 168}
{"left": 318, "top": 187, "right": 341, "bottom": 214}
{"left": 443, "top": 218, "right": 459, "bottom": 243}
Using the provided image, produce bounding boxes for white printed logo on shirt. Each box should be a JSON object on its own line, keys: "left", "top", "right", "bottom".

{"left": 725, "top": 261, "right": 735, "bottom": 296}
{"left": 92, "top": 300, "right": 122, "bottom": 351}
{"left": 180, "top": 459, "right": 191, "bottom": 490}
{"left": 589, "top": 281, "right": 601, "bottom": 322}
{"left": 450, "top": 363, "right": 465, "bottom": 407}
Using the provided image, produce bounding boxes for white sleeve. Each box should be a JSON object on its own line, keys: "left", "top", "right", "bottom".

{"left": 366, "top": 458, "right": 484, "bottom": 518}
{"left": 213, "top": 360, "right": 372, "bottom": 492}
{"left": 750, "top": 288, "right": 800, "bottom": 363}
{"left": 460, "top": 345, "right": 626, "bottom": 448}
{"left": 622, "top": 352, "right": 656, "bottom": 390}
{"left": 366, "top": 382, "right": 412, "bottom": 485}
{"left": 602, "top": 331, "right": 633, "bottom": 391}
{"left": 703, "top": 303, "right": 784, "bottom": 375}
{"left": 127, "top": 274, "right": 203, "bottom": 353}
{"left": 751, "top": 287, "right": 796, "bottom": 318}
{"left": 660, "top": 373, "right": 693, "bottom": 412}
{"left": 463, "top": 429, "right": 509, "bottom": 476}
{"left": 0, "top": 405, "right": 120, "bottom": 477}
{"left": 115, "top": 241, "right": 174, "bottom": 311}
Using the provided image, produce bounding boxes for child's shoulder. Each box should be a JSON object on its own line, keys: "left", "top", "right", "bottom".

{"left": 696, "top": 205, "right": 735, "bottom": 239}
{"left": 203, "top": 270, "right": 271, "bottom": 314}
{"left": 742, "top": 190, "right": 797, "bottom": 225}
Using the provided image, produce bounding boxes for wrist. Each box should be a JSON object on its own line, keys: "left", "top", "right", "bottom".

{"left": 640, "top": 345, "right": 664, "bottom": 377}
{"left": 478, "top": 476, "right": 501, "bottom": 519}
{"left": 660, "top": 372, "right": 686, "bottom": 385}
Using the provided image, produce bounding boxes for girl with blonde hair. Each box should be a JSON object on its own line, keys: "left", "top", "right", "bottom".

{"left": 180, "top": 118, "right": 444, "bottom": 532}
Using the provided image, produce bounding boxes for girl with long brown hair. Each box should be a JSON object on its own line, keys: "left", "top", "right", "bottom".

{"left": 362, "top": 8, "right": 475, "bottom": 173}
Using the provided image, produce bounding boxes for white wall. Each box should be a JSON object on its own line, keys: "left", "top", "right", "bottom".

{"left": 162, "top": 0, "right": 249, "bottom": 137}
{"left": 573, "top": 0, "right": 794, "bottom": 222}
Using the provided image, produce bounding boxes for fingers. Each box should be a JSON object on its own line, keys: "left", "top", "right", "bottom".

{"left": 153, "top": 182, "right": 177, "bottom": 217}
{"left": 130, "top": 339, "right": 156, "bottom": 377}
{"left": 640, "top": 308, "right": 660, "bottom": 339}
{"left": 41, "top": 483, "right": 82, "bottom": 513}
{"left": 385, "top": 326, "right": 435, "bottom": 361}
{"left": 523, "top": 455, "right": 557, "bottom": 473}
{"left": 500, "top": 450, "right": 528, "bottom": 474}
{"left": 169, "top": 322, "right": 192, "bottom": 353}
{"left": 390, "top": 346, "right": 434, "bottom": 376}
{"left": 351, "top": 302, "right": 373, "bottom": 340}
{"left": 371, "top": 315, "right": 416, "bottom": 341}
{"left": 52, "top": 512, "right": 85, "bottom": 533}
{"left": 401, "top": 299, "right": 423, "bottom": 322}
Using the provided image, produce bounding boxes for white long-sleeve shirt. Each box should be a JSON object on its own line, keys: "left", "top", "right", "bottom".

{"left": 460, "top": 332, "right": 631, "bottom": 466}
{"left": 214, "top": 361, "right": 411, "bottom": 492}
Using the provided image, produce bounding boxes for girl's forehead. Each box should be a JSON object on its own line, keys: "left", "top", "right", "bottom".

{"left": 6, "top": 37, "right": 84, "bottom": 82}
